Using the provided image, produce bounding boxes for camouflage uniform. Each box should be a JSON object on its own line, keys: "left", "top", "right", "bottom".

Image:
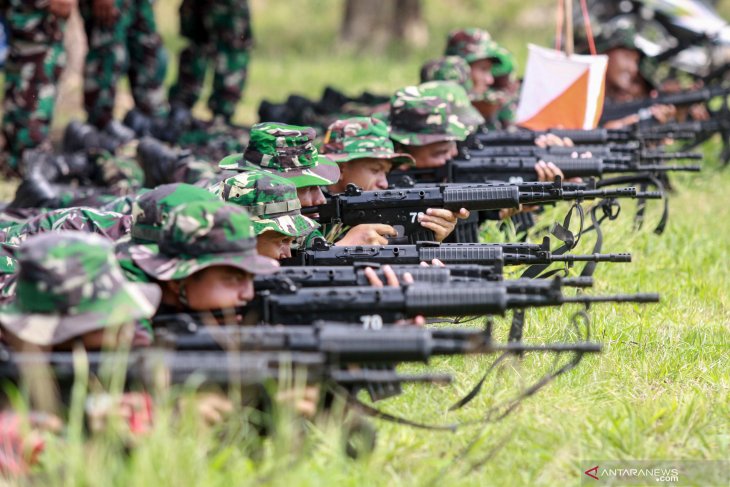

{"left": 1, "top": 0, "right": 67, "bottom": 173}
{"left": 116, "top": 183, "right": 220, "bottom": 282}
{"left": 218, "top": 122, "right": 340, "bottom": 189}
{"left": 79, "top": 0, "right": 168, "bottom": 128}
{"left": 389, "top": 84, "right": 472, "bottom": 146}
{"left": 210, "top": 170, "right": 318, "bottom": 238}
{"left": 0, "top": 232, "right": 160, "bottom": 346}
{"left": 0, "top": 207, "right": 132, "bottom": 246}
{"left": 129, "top": 200, "right": 279, "bottom": 282}
{"left": 420, "top": 56, "right": 473, "bottom": 91}
{"left": 168, "top": 0, "right": 253, "bottom": 121}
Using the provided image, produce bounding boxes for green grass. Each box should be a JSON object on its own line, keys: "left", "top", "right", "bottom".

{"left": 2, "top": 1, "right": 730, "bottom": 485}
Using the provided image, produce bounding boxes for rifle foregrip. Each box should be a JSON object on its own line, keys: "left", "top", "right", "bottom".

{"left": 444, "top": 185, "right": 520, "bottom": 210}
{"left": 406, "top": 286, "right": 508, "bottom": 315}
{"left": 419, "top": 245, "right": 504, "bottom": 265}
{"left": 552, "top": 159, "right": 603, "bottom": 177}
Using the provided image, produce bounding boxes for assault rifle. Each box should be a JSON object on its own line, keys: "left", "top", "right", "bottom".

{"left": 245, "top": 278, "right": 659, "bottom": 325}
{"left": 600, "top": 84, "right": 730, "bottom": 123}
{"left": 255, "top": 264, "right": 595, "bottom": 288}
{"left": 461, "top": 143, "right": 703, "bottom": 163}
{"left": 475, "top": 127, "right": 696, "bottom": 146}
{"left": 309, "top": 180, "right": 651, "bottom": 241}
{"left": 387, "top": 156, "right": 700, "bottom": 185}
{"left": 283, "top": 236, "right": 631, "bottom": 269}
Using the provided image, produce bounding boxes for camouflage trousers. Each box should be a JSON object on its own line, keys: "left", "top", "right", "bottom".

{"left": 79, "top": 0, "right": 167, "bottom": 128}
{"left": 169, "top": 0, "right": 253, "bottom": 120}
{"left": 1, "top": 0, "right": 66, "bottom": 173}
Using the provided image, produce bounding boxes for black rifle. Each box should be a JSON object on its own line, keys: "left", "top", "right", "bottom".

{"left": 600, "top": 85, "right": 730, "bottom": 123}
{"left": 309, "top": 180, "right": 648, "bottom": 241}
{"left": 284, "top": 236, "right": 631, "bottom": 268}
{"left": 461, "top": 143, "right": 703, "bottom": 163}
{"left": 475, "top": 127, "right": 696, "bottom": 146}
{"left": 255, "top": 264, "right": 595, "bottom": 288}
{"left": 245, "top": 278, "right": 659, "bottom": 325}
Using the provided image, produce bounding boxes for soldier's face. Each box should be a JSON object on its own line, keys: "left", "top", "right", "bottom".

{"left": 179, "top": 266, "right": 255, "bottom": 311}
{"left": 606, "top": 48, "right": 641, "bottom": 94}
{"left": 257, "top": 230, "right": 296, "bottom": 260}
{"left": 406, "top": 141, "right": 458, "bottom": 168}
{"left": 469, "top": 58, "right": 495, "bottom": 95}
{"left": 331, "top": 158, "right": 392, "bottom": 192}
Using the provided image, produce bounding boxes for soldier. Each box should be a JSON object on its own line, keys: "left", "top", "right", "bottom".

{"left": 1, "top": 0, "right": 75, "bottom": 175}
{"left": 79, "top": 0, "right": 168, "bottom": 130}
{"left": 211, "top": 170, "right": 319, "bottom": 260}
{"left": 443, "top": 28, "right": 519, "bottom": 128}
{"left": 0, "top": 231, "right": 160, "bottom": 351}
{"left": 129, "top": 200, "right": 279, "bottom": 315}
{"left": 168, "top": 0, "right": 253, "bottom": 123}
{"left": 218, "top": 122, "right": 341, "bottom": 212}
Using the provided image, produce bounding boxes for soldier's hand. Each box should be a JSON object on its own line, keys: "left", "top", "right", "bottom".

{"left": 534, "top": 160, "right": 564, "bottom": 182}
{"left": 418, "top": 208, "right": 469, "bottom": 242}
{"left": 93, "top": 0, "right": 119, "bottom": 26}
{"left": 534, "top": 133, "right": 572, "bottom": 148}
{"left": 192, "top": 392, "right": 234, "bottom": 427}
{"left": 364, "top": 266, "right": 425, "bottom": 325}
{"left": 336, "top": 224, "right": 397, "bottom": 246}
{"left": 49, "top": 0, "right": 76, "bottom": 18}
{"left": 275, "top": 385, "right": 320, "bottom": 419}
{"left": 649, "top": 104, "right": 676, "bottom": 124}
{"left": 0, "top": 411, "right": 63, "bottom": 476}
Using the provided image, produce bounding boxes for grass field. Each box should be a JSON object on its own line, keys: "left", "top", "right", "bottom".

{"left": 2, "top": 1, "right": 730, "bottom": 485}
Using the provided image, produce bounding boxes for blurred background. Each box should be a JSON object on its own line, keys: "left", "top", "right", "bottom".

{"left": 32, "top": 0, "right": 730, "bottom": 132}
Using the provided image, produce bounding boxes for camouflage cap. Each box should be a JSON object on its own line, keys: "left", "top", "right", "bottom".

{"left": 130, "top": 200, "right": 280, "bottom": 281}
{"left": 420, "top": 56, "right": 473, "bottom": 91}
{"left": 131, "top": 183, "right": 220, "bottom": 243}
{"left": 320, "top": 117, "right": 415, "bottom": 166}
{"left": 211, "top": 170, "right": 319, "bottom": 238}
{"left": 219, "top": 123, "right": 341, "bottom": 188}
{"left": 490, "top": 44, "right": 515, "bottom": 77}
{"left": 0, "top": 232, "right": 161, "bottom": 346}
{"left": 389, "top": 84, "right": 470, "bottom": 146}
{"left": 418, "top": 81, "right": 485, "bottom": 134}
{"left": 445, "top": 28, "right": 503, "bottom": 65}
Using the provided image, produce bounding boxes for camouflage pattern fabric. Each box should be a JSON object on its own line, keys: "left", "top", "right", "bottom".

{"left": 418, "top": 81, "right": 484, "bottom": 135}
{"left": 389, "top": 84, "right": 470, "bottom": 146}
{"left": 211, "top": 170, "right": 318, "bottom": 238}
{"left": 177, "top": 118, "right": 250, "bottom": 163}
{"left": 444, "top": 28, "right": 503, "bottom": 66}
{"left": 1, "top": 0, "right": 67, "bottom": 173}
{"left": 320, "top": 117, "right": 415, "bottom": 166}
{"left": 130, "top": 200, "right": 279, "bottom": 281}
{"left": 0, "top": 232, "right": 161, "bottom": 346}
{"left": 490, "top": 44, "right": 515, "bottom": 78}
{"left": 79, "top": 0, "right": 168, "bottom": 128}
{"left": 420, "top": 56, "right": 473, "bottom": 91}
{"left": 95, "top": 139, "right": 146, "bottom": 195}
{"left": 0, "top": 207, "right": 132, "bottom": 246}
{"left": 219, "top": 122, "right": 340, "bottom": 188}
{"left": 168, "top": 0, "right": 253, "bottom": 120}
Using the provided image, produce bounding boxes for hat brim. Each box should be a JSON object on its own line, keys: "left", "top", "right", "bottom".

{"left": 0, "top": 282, "right": 161, "bottom": 346}
{"left": 253, "top": 213, "right": 319, "bottom": 238}
{"left": 278, "top": 157, "right": 341, "bottom": 188}
{"left": 389, "top": 130, "right": 461, "bottom": 146}
{"left": 323, "top": 151, "right": 416, "bottom": 167}
{"left": 130, "top": 245, "right": 280, "bottom": 281}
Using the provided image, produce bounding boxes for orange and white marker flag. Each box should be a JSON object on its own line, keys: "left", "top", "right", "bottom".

{"left": 516, "top": 44, "right": 608, "bottom": 130}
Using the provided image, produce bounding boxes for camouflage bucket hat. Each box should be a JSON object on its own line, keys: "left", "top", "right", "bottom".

{"left": 130, "top": 183, "right": 220, "bottom": 243}
{"left": 445, "top": 28, "right": 503, "bottom": 65}
{"left": 219, "top": 123, "right": 341, "bottom": 188}
{"left": 0, "top": 232, "right": 161, "bottom": 346}
{"left": 490, "top": 45, "right": 515, "bottom": 77}
{"left": 320, "top": 117, "right": 415, "bottom": 166}
{"left": 389, "top": 85, "right": 470, "bottom": 146}
{"left": 130, "top": 200, "right": 280, "bottom": 281}
{"left": 212, "top": 170, "right": 319, "bottom": 238}
{"left": 420, "top": 56, "right": 473, "bottom": 91}
{"left": 418, "top": 81, "right": 485, "bottom": 135}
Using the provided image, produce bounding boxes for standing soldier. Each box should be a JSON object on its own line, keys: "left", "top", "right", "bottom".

{"left": 168, "top": 0, "right": 253, "bottom": 123}
{"left": 79, "top": 0, "right": 168, "bottom": 130}
{"left": 1, "top": 0, "right": 75, "bottom": 176}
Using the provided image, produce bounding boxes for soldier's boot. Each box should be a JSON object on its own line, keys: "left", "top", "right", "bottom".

{"left": 63, "top": 121, "right": 125, "bottom": 155}
{"left": 137, "top": 136, "right": 193, "bottom": 187}
{"left": 102, "top": 120, "right": 136, "bottom": 146}
{"left": 124, "top": 108, "right": 154, "bottom": 137}
{"left": 8, "top": 166, "right": 61, "bottom": 209}
{"left": 22, "top": 147, "right": 97, "bottom": 185}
